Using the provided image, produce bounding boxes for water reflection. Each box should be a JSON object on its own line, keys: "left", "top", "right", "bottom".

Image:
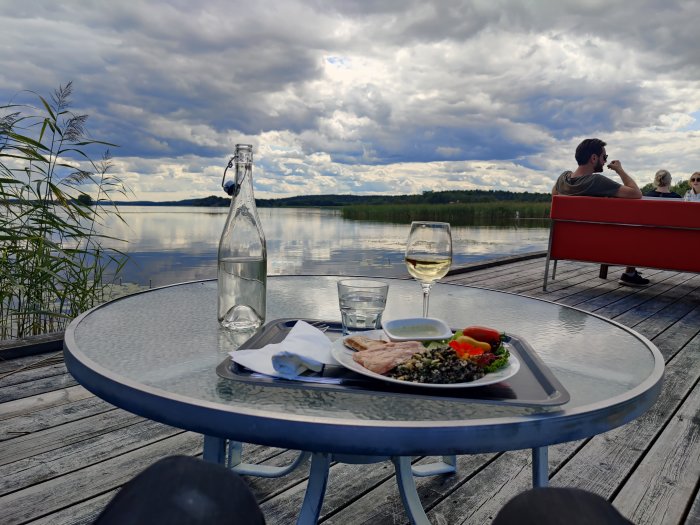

{"left": 218, "top": 326, "right": 254, "bottom": 353}
{"left": 557, "top": 306, "right": 589, "bottom": 334}
{"left": 99, "top": 206, "right": 550, "bottom": 287}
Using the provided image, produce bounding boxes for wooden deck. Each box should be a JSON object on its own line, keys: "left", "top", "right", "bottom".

{"left": 2, "top": 257, "right": 699, "bottom": 525}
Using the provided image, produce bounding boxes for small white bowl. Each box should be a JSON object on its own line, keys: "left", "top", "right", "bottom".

{"left": 382, "top": 317, "right": 453, "bottom": 341}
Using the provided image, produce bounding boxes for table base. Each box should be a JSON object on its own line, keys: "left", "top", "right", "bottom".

{"left": 203, "top": 437, "right": 549, "bottom": 524}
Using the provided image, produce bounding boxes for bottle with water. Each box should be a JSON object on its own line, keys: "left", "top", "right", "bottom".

{"left": 218, "top": 144, "right": 267, "bottom": 332}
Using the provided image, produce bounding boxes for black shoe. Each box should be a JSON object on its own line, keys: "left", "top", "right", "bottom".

{"left": 619, "top": 272, "right": 650, "bottom": 287}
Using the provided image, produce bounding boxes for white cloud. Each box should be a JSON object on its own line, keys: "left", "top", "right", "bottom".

{"left": 2, "top": 1, "right": 700, "bottom": 200}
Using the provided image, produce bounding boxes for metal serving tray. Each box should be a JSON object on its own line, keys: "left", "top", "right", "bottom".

{"left": 216, "top": 318, "right": 570, "bottom": 407}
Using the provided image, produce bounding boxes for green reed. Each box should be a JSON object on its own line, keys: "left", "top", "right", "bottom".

{"left": 0, "top": 83, "right": 130, "bottom": 339}
{"left": 341, "top": 201, "right": 551, "bottom": 226}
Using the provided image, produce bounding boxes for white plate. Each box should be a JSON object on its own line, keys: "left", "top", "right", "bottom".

{"left": 331, "top": 330, "right": 520, "bottom": 389}
{"left": 382, "top": 317, "right": 453, "bottom": 341}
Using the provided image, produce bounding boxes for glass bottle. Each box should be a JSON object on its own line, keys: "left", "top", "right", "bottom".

{"left": 218, "top": 144, "right": 267, "bottom": 332}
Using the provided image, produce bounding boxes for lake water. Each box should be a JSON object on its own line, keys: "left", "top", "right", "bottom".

{"left": 100, "top": 206, "right": 550, "bottom": 287}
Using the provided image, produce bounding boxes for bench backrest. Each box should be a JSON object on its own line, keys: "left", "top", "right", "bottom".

{"left": 548, "top": 195, "right": 700, "bottom": 273}
{"left": 551, "top": 195, "right": 699, "bottom": 229}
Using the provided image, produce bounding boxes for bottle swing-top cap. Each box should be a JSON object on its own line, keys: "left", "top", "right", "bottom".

{"left": 221, "top": 144, "right": 253, "bottom": 197}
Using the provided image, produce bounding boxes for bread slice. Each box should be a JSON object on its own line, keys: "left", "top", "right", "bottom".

{"left": 343, "top": 335, "right": 388, "bottom": 352}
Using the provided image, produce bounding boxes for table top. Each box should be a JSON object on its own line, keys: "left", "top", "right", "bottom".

{"left": 64, "top": 276, "right": 664, "bottom": 456}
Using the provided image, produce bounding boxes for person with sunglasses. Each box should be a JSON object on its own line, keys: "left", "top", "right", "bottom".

{"left": 552, "top": 138, "right": 649, "bottom": 287}
{"left": 552, "top": 138, "right": 642, "bottom": 199}
{"left": 684, "top": 172, "right": 700, "bottom": 202}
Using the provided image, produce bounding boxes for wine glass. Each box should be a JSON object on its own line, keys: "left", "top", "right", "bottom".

{"left": 404, "top": 221, "right": 452, "bottom": 317}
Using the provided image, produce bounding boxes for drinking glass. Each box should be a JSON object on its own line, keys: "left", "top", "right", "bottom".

{"left": 404, "top": 221, "right": 452, "bottom": 317}
{"left": 337, "top": 279, "right": 389, "bottom": 335}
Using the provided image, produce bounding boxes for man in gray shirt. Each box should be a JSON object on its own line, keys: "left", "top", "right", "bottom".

{"left": 552, "top": 138, "right": 648, "bottom": 286}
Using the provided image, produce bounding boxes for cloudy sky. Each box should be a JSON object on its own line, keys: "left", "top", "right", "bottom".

{"left": 2, "top": 0, "right": 699, "bottom": 201}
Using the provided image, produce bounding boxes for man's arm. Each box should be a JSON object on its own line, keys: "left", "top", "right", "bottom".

{"left": 551, "top": 173, "right": 563, "bottom": 196}
{"left": 607, "top": 160, "right": 642, "bottom": 199}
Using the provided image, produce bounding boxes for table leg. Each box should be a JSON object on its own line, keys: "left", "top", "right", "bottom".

{"left": 532, "top": 446, "right": 549, "bottom": 487}
{"left": 202, "top": 435, "right": 227, "bottom": 464}
{"left": 293, "top": 452, "right": 446, "bottom": 524}
{"left": 297, "top": 452, "right": 331, "bottom": 525}
{"left": 393, "top": 456, "right": 431, "bottom": 525}
{"left": 411, "top": 455, "right": 457, "bottom": 476}
{"left": 226, "top": 440, "right": 311, "bottom": 478}
{"left": 203, "top": 443, "right": 452, "bottom": 524}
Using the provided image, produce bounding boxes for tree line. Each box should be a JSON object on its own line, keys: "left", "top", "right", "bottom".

{"left": 111, "top": 189, "right": 554, "bottom": 208}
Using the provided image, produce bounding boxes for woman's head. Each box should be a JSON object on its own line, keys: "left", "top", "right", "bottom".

{"left": 691, "top": 171, "right": 700, "bottom": 194}
{"left": 654, "top": 169, "right": 672, "bottom": 188}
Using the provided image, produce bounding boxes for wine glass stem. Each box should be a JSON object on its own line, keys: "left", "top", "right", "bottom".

{"left": 420, "top": 282, "right": 432, "bottom": 318}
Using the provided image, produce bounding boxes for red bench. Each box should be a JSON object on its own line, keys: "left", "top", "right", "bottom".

{"left": 543, "top": 195, "right": 700, "bottom": 290}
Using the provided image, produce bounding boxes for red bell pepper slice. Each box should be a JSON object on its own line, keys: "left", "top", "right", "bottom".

{"left": 449, "top": 340, "right": 485, "bottom": 358}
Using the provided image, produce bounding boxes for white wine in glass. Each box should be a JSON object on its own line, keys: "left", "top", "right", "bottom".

{"left": 404, "top": 221, "right": 452, "bottom": 317}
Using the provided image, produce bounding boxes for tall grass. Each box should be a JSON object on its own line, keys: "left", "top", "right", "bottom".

{"left": 341, "top": 202, "right": 551, "bottom": 226}
{"left": 0, "top": 83, "right": 130, "bottom": 339}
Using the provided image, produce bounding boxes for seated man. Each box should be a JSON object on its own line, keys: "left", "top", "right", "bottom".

{"left": 552, "top": 138, "right": 649, "bottom": 287}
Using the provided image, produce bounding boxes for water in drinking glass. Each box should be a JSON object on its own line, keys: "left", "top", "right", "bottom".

{"left": 404, "top": 221, "right": 452, "bottom": 318}
{"left": 337, "top": 279, "right": 389, "bottom": 335}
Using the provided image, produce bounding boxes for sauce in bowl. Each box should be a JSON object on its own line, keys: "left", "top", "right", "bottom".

{"left": 382, "top": 317, "right": 453, "bottom": 341}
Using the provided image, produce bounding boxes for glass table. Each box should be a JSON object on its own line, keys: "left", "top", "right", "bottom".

{"left": 63, "top": 276, "right": 664, "bottom": 524}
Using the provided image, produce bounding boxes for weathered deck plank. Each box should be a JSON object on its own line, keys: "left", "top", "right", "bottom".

{"left": 0, "top": 372, "right": 78, "bottom": 404}
{"left": 2, "top": 258, "right": 699, "bottom": 525}
{"left": 547, "top": 327, "right": 700, "bottom": 505}
{"left": 0, "top": 362, "right": 68, "bottom": 389}
{"left": 686, "top": 491, "right": 700, "bottom": 525}
{"left": 0, "top": 352, "right": 64, "bottom": 377}
{"left": 613, "top": 364, "right": 700, "bottom": 525}
{"left": 322, "top": 453, "right": 506, "bottom": 524}
{"left": 0, "top": 409, "right": 141, "bottom": 467}
{"left": 0, "top": 395, "right": 115, "bottom": 441}
{"left": 0, "top": 385, "right": 93, "bottom": 421}
{"left": 27, "top": 491, "right": 117, "bottom": 525}
{"left": 0, "top": 419, "right": 184, "bottom": 498}
{"left": 2, "top": 432, "right": 201, "bottom": 525}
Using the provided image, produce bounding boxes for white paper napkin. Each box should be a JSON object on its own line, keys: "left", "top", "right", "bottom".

{"left": 229, "top": 320, "right": 337, "bottom": 378}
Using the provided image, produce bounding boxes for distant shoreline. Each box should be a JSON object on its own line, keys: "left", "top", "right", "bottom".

{"left": 100, "top": 189, "right": 553, "bottom": 208}
{"left": 104, "top": 197, "right": 552, "bottom": 226}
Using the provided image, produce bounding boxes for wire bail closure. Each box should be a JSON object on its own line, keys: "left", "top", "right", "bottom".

{"left": 221, "top": 155, "right": 237, "bottom": 196}
{"left": 222, "top": 144, "right": 253, "bottom": 197}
